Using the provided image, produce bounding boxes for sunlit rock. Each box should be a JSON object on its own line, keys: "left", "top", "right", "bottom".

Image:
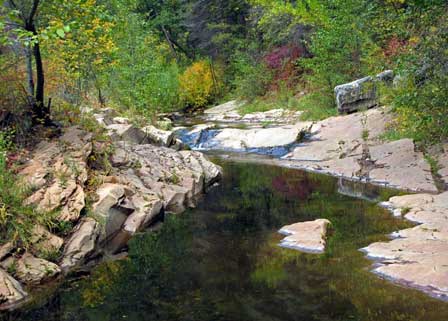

{"left": 278, "top": 219, "right": 331, "bottom": 253}
{"left": 362, "top": 191, "right": 448, "bottom": 300}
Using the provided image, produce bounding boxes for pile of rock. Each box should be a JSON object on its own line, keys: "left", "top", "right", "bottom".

{"left": 203, "top": 100, "right": 302, "bottom": 124}
{"left": 92, "top": 108, "right": 183, "bottom": 149}
{"left": 0, "top": 110, "right": 222, "bottom": 310}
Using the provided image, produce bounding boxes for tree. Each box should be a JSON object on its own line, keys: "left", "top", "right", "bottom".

{"left": 5, "top": 0, "right": 51, "bottom": 125}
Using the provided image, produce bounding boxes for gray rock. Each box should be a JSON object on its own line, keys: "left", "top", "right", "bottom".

{"left": 1, "top": 253, "right": 60, "bottom": 285}
{"left": 335, "top": 71, "right": 395, "bottom": 114}
{"left": 335, "top": 76, "right": 378, "bottom": 114}
{"left": 376, "top": 70, "right": 394, "bottom": 83}
{"left": 142, "top": 125, "right": 175, "bottom": 147}
{"left": 107, "top": 124, "right": 147, "bottom": 145}
{"left": 0, "top": 269, "right": 27, "bottom": 310}
{"left": 60, "top": 218, "right": 100, "bottom": 273}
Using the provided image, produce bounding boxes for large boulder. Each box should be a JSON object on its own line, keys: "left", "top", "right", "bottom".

{"left": 0, "top": 269, "right": 27, "bottom": 310}
{"left": 142, "top": 125, "right": 175, "bottom": 147}
{"left": 107, "top": 124, "right": 147, "bottom": 145}
{"left": 334, "top": 70, "right": 394, "bottom": 114}
{"left": 335, "top": 76, "right": 378, "bottom": 114}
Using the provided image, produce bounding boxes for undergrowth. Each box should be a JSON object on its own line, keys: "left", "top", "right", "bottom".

{"left": 0, "top": 132, "right": 57, "bottom": 248}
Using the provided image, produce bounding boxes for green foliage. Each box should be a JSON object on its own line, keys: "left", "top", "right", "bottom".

{"left": 296, "top": 92, "right": 337, "bottom": 121}
{"left": 102, "top": 9, "right": 181, "bottom": 115}
{"left": 230, "top": 51, "right": 273, "bottom": 101}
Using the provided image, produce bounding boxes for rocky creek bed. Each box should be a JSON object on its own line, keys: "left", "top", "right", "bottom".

{"left": 7, "top": 161, "right": 448, "bottom": 321}
{"left": 1, "top": 102, "right": 447, "bottom": 318}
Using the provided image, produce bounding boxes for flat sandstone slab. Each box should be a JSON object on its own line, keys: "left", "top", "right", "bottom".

{"left": 278, "top": 219, "right": 331, "bottom": 253}
{"left": 362, "top": 192, "right": 448, "bottom": 300}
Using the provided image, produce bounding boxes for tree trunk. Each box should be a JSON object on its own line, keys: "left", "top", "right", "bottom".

{"left": 161, "top": 25, "right": 179, "bottom": 63}
{"left": 33, "top": 39, "right": 48, "bottom": 121}
{"left": 25, "top": 45, "right": 35, "bottom": 105}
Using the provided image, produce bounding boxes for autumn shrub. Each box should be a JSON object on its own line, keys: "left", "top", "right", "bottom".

{"left": 179, "top": 60, "right": 217, "bottom": 110}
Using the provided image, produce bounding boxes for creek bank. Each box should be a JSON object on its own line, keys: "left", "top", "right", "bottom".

{"left": 362, "top": 192, "right": 448, "bottom": 300}
{"left": 178, "top": 105, "right": 440, "bottom": 193}
{"left": 0, "top": 111, "right": 222, "bottom": 310}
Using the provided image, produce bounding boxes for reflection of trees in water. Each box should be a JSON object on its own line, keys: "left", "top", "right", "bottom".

{"left": 271, "top": 170, "right": 314, "bottom": 200}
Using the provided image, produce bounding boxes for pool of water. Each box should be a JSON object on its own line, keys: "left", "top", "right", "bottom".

{"left": 6, "top": 160, "right": 448, "bottom": 321}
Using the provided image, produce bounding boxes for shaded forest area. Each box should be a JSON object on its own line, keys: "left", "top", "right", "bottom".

{"left": 0, "top": 0, "right": 447, "bottom": 143}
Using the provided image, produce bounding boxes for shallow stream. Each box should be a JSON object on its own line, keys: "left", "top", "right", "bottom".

{"left": 7, "top": 160, "right": 448, "bottom": 321}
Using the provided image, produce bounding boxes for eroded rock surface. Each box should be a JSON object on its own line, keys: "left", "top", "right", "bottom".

{"left": 60, "top": 218, "right": 100, "bottom": 273}
{"left": 0, "top": 269, "right": 27, "bottom": 310}
{"left": 278, "top": 219, "right": 331, "bottom": 253}
{"left": 362, "top": 192, "right": 448, "bottom": 300}
{"left": 1, "top": 253, "right": 60, "bottom": 285}
{"left": 21, "top": 127, "right": 92, "bottom": 222}
{"left": 283, "top": 108, "right": 437, "bottom": 193}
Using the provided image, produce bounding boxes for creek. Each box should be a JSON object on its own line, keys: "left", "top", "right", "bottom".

{"left": 8, "top": 159, "right": 448, "bottom": 321}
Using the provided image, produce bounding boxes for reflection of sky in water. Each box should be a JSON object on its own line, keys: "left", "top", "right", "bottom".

{"left": 14, "top": 161, "right": 448, "bottom": 321}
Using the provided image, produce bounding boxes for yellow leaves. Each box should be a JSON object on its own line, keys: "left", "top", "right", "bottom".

{"left": 179, "top": 60, "right": 216, "bottom": 109}
{"left": 43, "top": 0, "right": 117, "bottom": 77}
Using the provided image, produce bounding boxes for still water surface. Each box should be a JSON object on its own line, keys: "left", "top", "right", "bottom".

{"left": 7, "top": 160, "right": 448, "bottom": 321}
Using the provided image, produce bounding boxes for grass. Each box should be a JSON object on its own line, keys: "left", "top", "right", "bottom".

{"left": 0, "top": 134, "right": 58, "bottom": 249}
{"left": 237, "top": 89, "right": 337, "bottom": 122}
{"left": 295, "top": 92, "right": 337, "bottom": 121}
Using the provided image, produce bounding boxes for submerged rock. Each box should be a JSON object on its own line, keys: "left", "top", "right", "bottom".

{"left": 278, "top": 219, "right": 331, "bottom": 253}
{"left": 362, "top": 192, "right": 448, "bottom": 300}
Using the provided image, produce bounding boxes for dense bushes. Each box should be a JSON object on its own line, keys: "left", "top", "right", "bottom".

{"left": 247, "top": 0, "right": 448, "bottom": 143}
{"left": 179, "top": 60, "right": 216, "bottom": 110}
